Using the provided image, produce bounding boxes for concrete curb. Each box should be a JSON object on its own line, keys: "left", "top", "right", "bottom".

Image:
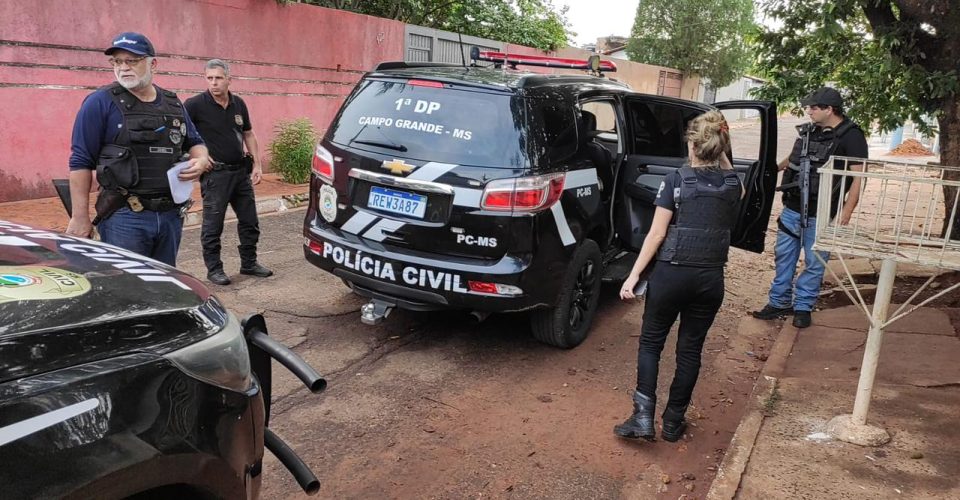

{"left": 182, "top": 192, "right": 308, "bottom": 228}
{"left": 706, "top": 320, "right": 800, "bottom": 500}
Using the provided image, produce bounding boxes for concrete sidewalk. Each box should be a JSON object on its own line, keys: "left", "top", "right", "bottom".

{"left": 0, "top": 173, "right": 308, "bottom": 231}
{"left": 709, "top": 302, "right": 960, "bottom": 499}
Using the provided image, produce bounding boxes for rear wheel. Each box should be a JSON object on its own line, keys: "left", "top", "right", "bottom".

{"left": 530, "top": 240, "right": 602, "bottom": 348}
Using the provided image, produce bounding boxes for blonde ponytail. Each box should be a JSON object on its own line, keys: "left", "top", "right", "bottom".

{"left": 685, "top": 110, "right": 730, "bottom": 167}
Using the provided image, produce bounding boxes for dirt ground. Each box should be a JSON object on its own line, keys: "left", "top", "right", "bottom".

{"left": 164, "top": 116, "right": 807, "bottom": 499}
{"left": 173, "top": 210, "right": 781, "bottom": 500}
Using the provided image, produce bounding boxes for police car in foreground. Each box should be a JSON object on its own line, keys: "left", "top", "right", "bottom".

{"left": 304, "top": 49, "right": 778, "bottom": 348}
{"left": 0, "top": 220, "right": 323, "bottom": 499}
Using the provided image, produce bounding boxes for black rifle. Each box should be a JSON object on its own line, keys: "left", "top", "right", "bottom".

{"left": 776, "top": 125, "right": 813, "bottom": 228}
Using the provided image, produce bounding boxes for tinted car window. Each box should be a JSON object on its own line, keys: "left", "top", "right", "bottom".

{"left": 525, "top": 98, "right": 578, "bottom": 166}
{"left": 330, "top": 79, "right": 523, "bottom": 167}
{"left": 628, "top": 101, "right": 703, "bottom": 157}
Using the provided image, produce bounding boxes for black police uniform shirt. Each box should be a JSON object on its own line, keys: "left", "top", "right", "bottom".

{"left": 783, "top": 118, "right": 868, "bottom": 218}
{"left": 184, "top": 91, "right": 252, "bottom": 165}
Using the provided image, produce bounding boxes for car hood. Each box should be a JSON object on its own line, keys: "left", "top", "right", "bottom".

{"left": 0, "top": 220, "right": 218, "bottom": 382}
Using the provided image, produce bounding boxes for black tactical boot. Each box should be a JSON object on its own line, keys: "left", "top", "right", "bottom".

{"left": 792, "top": 310, "right": 812, "bottom": 328}
{"left": 751, "top": 304, "right": 793, "bottom": 320}
{"left": 207, "top": 269, "right": 231, "bottom": 286}
{"left": 613, "top": 391, "right": 656, "bottom": 441}
{"left": 240, "top": 262, "right": 273, "bottom": 278}
{"left": 661, "top": 406, "right": 688, "bottom": 442}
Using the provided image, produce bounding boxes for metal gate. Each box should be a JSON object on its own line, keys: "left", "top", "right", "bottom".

{"left": 405, "top": 25, "right": 501, "bottom": 64}
{"left": 657, "top": 70, "right": 683, "bottom": 97}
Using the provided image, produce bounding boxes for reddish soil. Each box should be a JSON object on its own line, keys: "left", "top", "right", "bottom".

{"left": 249, "top": 235, "right": 781, "bottom": 499}
{"left": 888, "top": 138, "right": 935, "bottom": 156}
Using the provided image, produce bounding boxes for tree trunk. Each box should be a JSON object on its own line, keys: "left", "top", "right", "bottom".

{"left": 939, "top": 97, "right": 960, "bottom": 240}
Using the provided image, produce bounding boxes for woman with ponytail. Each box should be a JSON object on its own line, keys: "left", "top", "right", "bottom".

{"left": 614, "top": 110, "right": 744, "bottom": 443}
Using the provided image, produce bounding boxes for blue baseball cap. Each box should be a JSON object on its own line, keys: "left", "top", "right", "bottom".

{"left": 104, "top": 32, "right": 156, "bottom": 57}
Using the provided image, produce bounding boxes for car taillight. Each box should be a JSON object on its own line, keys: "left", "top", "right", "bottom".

{"left": 306, "top": 237, "right": 323, "bottom": 254}
{"left": 480, "top": 173, "right": 565, "bottom": 213}
{"left": 467, "top": 281, "right": 523, "bottom": 296}
{"left": 312, "top": 144, "right": 334, "bottom": 183}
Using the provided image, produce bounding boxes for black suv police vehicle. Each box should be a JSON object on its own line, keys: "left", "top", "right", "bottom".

{"left": 0, "top": 220, "right": 323, "bottom": 499}
{"left": 304, "top": 51, "right": 777, "bottom": 348}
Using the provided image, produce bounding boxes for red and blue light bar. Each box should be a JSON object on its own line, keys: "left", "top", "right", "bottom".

{"left": 471, "top": 47, "right": 617, "bottom": 72}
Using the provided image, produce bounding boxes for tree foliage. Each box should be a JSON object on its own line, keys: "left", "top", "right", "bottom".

{"left": 281, "top": 0, "right": 572, "bottom": 51}
{"left": 752, "top": 0, "right": 960, "bottom": 237}
{"left": 626, "top": 0, "right": 755, "bottom": 88}
{"left": 752, "top": 0, "right": 958, "bottom": 135}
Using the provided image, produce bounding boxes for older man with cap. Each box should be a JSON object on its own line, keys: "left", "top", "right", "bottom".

{"left": 66, "top": 32, "right": 211, "bottom": 266}
{"left": 752, "top": 87, "right": 868, "bottom": 328}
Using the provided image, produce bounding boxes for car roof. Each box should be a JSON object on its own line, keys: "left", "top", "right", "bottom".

{"left": 366, "top": 64, "right": 632, "bottom": 97}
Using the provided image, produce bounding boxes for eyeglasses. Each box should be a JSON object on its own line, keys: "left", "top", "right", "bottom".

{"left": 108, "top": 56, "right": 147, "bottom": 68}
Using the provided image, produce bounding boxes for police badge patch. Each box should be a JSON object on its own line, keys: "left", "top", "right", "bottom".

{"left": 234, "top": 114, "right": 243, "bottom": 127}
{"left": 318, "top": 184, "right": 337, "bottom": 222}
{"left": 169, "top": 129, "right": 183, "bottom": 145}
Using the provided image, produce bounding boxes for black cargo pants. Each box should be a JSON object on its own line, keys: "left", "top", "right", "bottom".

{"left": 200, "top": 167, "right": 260, "bottom": 273}
{"left": 635, "top": 263, "right": 725, "bottom": 418}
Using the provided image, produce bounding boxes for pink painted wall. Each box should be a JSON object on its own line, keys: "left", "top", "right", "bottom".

{"left": 0, "top": 0, "right": 404, "bottom": 202}
{"left": 1, "top": 1, "right": 684, "bottom": 203}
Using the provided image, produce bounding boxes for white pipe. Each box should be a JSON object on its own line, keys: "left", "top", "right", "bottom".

{"left": 851, "top": 258, "right": 897, "bottom": 425}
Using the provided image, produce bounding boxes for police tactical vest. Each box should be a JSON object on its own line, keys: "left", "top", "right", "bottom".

{"left": 656, "top": 167, "right": 741, "bottom": 267}
{"left": 105, "top": 83, "right": 186, "bottom": 197}
{"left": 781, "top": 119, "right": 859, "bottom": 210}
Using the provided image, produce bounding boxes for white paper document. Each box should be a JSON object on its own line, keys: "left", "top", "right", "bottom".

{"left": 166, "top": 161, "right": 195, "bottom": 204}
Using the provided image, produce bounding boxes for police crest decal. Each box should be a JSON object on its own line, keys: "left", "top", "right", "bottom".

{"left": 319, "top": 184, "right": 337, "bottom": 222}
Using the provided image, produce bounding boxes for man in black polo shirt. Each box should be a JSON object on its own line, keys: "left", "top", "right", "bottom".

{"left": 185, "top": 59, "right": 272, "bottom": 285}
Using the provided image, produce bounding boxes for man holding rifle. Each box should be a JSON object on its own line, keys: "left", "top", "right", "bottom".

{"left": 752, "top": 87, "right": 867, "bottom": 328}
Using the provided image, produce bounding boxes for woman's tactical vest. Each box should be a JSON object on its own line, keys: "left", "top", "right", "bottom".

{"left": 96, "top": 83, "right": 187, "bottom": 198}
{"left": 781, "top": 119, "right": 859, "bottom": 217}
{"left": 656, "top": 167, "right": 741, "bottom": 267}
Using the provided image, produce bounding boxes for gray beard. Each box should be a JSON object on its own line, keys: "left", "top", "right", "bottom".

{"left": 116, "top": 74, "right": 152, "bottom": 91}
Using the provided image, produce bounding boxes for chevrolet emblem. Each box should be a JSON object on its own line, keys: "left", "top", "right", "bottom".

{"left": 382, "top": 159, "right": 414, "bottom": 175}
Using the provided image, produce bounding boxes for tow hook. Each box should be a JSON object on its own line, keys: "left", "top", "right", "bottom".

{"left": 360, "top": 299, "right": 395, "bottom": 325}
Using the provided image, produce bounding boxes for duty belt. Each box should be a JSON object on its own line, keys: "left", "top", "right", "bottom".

{"left": 211, "top": 160, "right": 245, "bottom": 172}
{"left": 127, "top": 195, "right": 181, "bottom": 212}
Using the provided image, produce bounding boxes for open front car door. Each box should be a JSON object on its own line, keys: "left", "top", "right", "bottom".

{"left": 713, "top": 100, "right": 778, "bottom": 253}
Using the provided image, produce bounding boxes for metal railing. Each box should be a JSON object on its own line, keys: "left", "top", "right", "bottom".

{"left": 815, "top": 156, "right": 960, "bottom": 268}
{"left": 815, "top": 157, "right": 960, "bottom": 326}
{"left": 812, "top": 156, "right": 960, "bottom": 445}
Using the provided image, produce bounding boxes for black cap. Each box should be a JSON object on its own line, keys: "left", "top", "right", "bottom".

{"left": 104, "top": 32, "right": 156, "bottom": 57}
{"left": 801, "top": 87, "right": 843, "bottom": 108}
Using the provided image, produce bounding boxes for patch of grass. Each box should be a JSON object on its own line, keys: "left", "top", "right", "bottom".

{"left": 762, "top": 384, "right": 782, "bottom": 416}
